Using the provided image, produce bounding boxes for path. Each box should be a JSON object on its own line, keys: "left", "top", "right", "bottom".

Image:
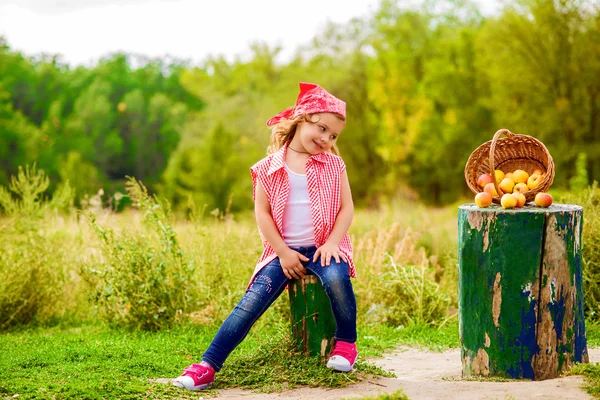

{"left": 203, "top": 347, "right": 598, "bottom": 400}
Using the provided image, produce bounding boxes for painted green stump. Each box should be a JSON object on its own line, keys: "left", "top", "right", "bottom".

{"left": 289, "top": 275, "right": 336, "bottom": 357}
{"left": 458, "top": 203, "right": 589, "bottom": 380}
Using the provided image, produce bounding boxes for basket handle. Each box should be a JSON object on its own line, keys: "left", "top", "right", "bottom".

{"left": 489, "top": 129, "right": 515, "bottom": 197}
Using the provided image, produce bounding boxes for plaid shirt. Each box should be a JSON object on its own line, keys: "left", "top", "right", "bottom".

{"left": 249, "top": 144, "right": 355, "bottom": 284}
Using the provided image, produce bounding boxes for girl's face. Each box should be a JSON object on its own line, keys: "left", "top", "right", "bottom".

{"left": 293, "top": 113, "right": 345, "bottom": 154}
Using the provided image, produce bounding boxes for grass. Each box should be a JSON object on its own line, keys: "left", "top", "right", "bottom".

{"left": 344, "top": 390, "right": 409, "bottom": 400}
{"left": 0, "top": 179, "right": 461, "bottom": 398}
{"left": 3, "top": 172, "right": 600, "bottom": 398}
{"left": 0, "top": 318, "right": 459, "bottom": 399}
{"left": 565, "top": 321, "right": 600, "bottom": 397}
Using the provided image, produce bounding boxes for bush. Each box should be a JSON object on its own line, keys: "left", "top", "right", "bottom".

{"left": 81, "top": 177, "right": 197, "bottom": 331}
{"left": 354, "top": 222, "right": 454, "bottom": 327}
{"left": 560, "top": 182, "right": 600, "bottom": 321}
{"left": 0, "top": 165, "right": 75, "bottom": 329}
{"left": 367, "top": 255, "right": 452, "bottom": 327}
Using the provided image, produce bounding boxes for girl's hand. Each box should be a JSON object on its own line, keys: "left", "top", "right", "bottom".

{"left": 313, "top": 242, "right": 348, "bottom": 267}
{"left": 279, "top": 249, "right": 309, "bottom": 280}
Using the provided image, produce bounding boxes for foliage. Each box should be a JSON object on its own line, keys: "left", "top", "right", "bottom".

{"left": 161, "top": 121, "right": 256, "bottom": 213}
{"left": 351, "top": 202, "right": 458, "bottom": 328}
{"left": 0, "top": 164, "right": 73, "bottom": 218}
{"left": 1, "top": 1, "right": 599, "bottom": 207}
{"left": 370, "top": 256, "right": 452, "bottom": 327}
{"left": 0, "top": 165, "right": 75, "bottom": 329}
{"left": 81, "top": 178, "right": 197, "bottom": 330}
{"left": 567, "top": 362, "right": 600, "bottom": 398}
{"left": 570, "top": 152, "right": 589, "bottom": 192}
{"left": 560, "top": 182, "right": 600, "bottom": 321}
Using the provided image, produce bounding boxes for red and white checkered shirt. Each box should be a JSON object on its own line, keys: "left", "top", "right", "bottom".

{"left": 249, "top": 144, "right": 356, "bottom": 284}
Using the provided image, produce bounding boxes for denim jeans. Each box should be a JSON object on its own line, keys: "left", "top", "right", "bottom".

{"left": 201, "top": 246, "right": 357, "bottom": 371}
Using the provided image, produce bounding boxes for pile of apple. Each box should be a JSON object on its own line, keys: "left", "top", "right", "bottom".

{"left": 474, "top": 168, "right": 553, "bottom": 209}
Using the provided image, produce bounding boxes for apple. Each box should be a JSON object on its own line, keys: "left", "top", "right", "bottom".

{"left": 535, "top": 192, "right": 553, "bottom": 208}
{"left": 513, "top": 169, "right": 530, "bottom": 184}
{"left": 494, "top": 169, "right": 505, "bottom": 183}
{"left": 513, "top": 183, "right": 529, "bottom": 194}
{"left": 483, "top": 182, "right": 498, "bottom": 197}
{"left": 505, "top": 172, "right": 514, "bottom": 181}
{"left": 512, "top": 192, "right": 526, "bottom": 208}
{"left": 475, "top": 192, "right": 493, "bottom": 208}
{"left": 527, "top": 173, "right": 542, "bottom": 189}
{"left": 499, "top": 178, "right": 515, "bottom": 194}
{"left": 501, "top": 193, "right": 518, "bottom": 209}
{"left": 477, "top": 173, "right": 494, "bottom": 188}
{"left": 532, "top": 168, "right": 543, "bottom": 176}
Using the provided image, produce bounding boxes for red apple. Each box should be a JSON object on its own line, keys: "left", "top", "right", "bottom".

{"left": 477, "top": 173, "right": 494, "bottom": 188}
{"left": 513, "top": 183, "right": 529, "bottom": 194}
{"left": 483, "top": 182, "right": 498, "bottom": 197}
{"left": 512, "top": 192, "right": 526, "bottom": 208}
{"left": 535, "top": 192, "right": 553, "bottom": 208}
{"left": 475, "top": 192, "right": 493, "bottom": 208}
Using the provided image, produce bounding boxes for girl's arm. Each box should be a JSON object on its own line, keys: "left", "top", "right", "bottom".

{"left": 313, "top": 170, "right": 354, "bottom": 266}
{"left": 254, "top": 181, "right": 308, "bottom": 279}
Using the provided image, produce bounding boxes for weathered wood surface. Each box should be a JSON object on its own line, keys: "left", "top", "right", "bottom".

{"left": 288, "top": 275, "right": 336, "bottom": 357}
{"left": 458, "top": 203, "right": 588, "bottom": 380}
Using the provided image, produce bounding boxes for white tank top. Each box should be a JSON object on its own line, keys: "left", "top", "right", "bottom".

{"left": 282, "top": 164, "right": 316, "bottom": 247}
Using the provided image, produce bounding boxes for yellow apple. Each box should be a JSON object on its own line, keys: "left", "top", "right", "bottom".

{"left": 475, "top": 192, "right": 493, "bottom": 208}
{"left": 512, "top": 192, "right": 526, "bottom": 208}
{"left": 505, "top": 172, "right": 514, "bottom": 181}
{"left": 483, "top": 182, "right": 498, "bottom": 197}
{"left": 499, "top": 178, "right": 515, "bottom": 194}
{"left": 501, "top": 193, "right": 517, "bottom": 208}
{"left": 494, "top": 169, "right": 505, "bottom": 183}
{"left": 532, "top": 168, "right": 543, "bottom": 176}
{"left": 477, "top": 173, "right": 494, "bottom": 188}
{"left": 535, "top": 192, "right": 553, "bottom": 208}
{"left": 513, "top": 183, "right": 529, "bottom": 194}
{"left": 513, "top": 169, "right": 530, "bottom": 184}
{"left": 527, "top": 173, "right": 542, "bottom": 189}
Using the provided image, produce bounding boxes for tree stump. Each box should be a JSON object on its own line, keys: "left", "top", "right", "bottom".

{"left": 458, "top": 203, "right": 589, "bottom": 380}
{"left": 288, "top": 275, "right": 336, "bottom": 357}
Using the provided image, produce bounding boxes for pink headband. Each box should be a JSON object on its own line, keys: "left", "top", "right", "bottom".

{"left": 266, "top": 82, "right": 346, "bottom": 126}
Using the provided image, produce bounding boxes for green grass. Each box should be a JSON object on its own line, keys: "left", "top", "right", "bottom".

{"left": 565, "top": 321, "right": 600, "bottom": 397}
{"left": 0, "top": 319, "right": 459, "bottom": 399}
{"left": 344, "top": 390, "right": 409, "bottom": 400}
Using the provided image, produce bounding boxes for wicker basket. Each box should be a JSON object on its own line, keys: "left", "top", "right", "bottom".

{"left": 464, "top": 129, "right": 555, "bottom": 203}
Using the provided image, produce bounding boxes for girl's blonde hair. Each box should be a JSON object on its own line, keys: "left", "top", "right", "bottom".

{"left": 267, "top": 113, "right": 343, "bottom": 155}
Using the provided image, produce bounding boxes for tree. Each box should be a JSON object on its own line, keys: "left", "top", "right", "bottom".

{"left": 0, "top": 86, "right": 40, "bottom": 185}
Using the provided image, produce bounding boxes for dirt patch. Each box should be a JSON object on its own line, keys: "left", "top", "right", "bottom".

{"left": 159, "top": 347, "right": 598, "bottom": 400}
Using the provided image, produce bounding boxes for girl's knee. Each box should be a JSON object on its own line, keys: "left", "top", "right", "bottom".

{"left": 320, "top": 270, "right": 353, "bottom": 298}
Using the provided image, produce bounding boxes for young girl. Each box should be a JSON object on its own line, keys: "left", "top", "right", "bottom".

{"left": 173, "top": 82, "right": 358, "bottom": 391}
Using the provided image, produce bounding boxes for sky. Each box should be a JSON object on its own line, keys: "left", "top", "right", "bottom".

{"left": 0, "top": 0, "right": 500, "bottom": 67}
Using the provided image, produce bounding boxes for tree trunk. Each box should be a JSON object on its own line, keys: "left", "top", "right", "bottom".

{"left": 288, "top": 275, "right": 336, "bottom": 358}
{"left": 458, "top": 203, "right": 588, "bottom": 380}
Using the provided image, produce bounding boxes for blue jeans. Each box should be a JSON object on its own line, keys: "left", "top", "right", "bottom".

{"left": 201, "top": 246, "right": 357, "bottom": 371}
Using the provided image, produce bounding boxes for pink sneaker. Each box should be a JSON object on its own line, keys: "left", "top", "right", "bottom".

{"left": 326, "top": 341, "right": 358, "bottom": 372}
{"left": 172, "top": 362, "right": 215, "bottom": 390}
